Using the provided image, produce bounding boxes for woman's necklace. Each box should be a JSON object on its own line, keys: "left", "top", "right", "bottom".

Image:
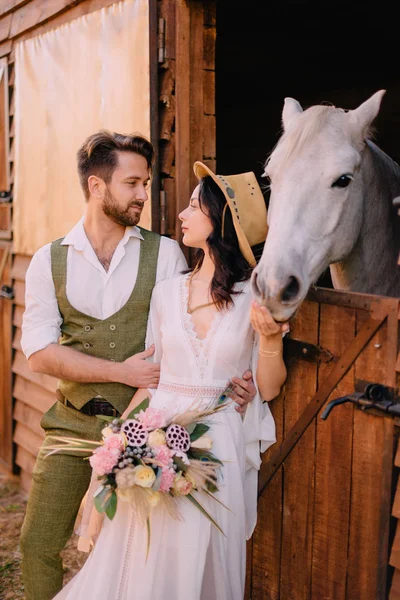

{"left": 187, "top": 272, "right": 216, "bottom": 315}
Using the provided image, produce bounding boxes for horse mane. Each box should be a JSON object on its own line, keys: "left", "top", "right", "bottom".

{"left": 265, "top": 105, "right": 343, "bottom": 175}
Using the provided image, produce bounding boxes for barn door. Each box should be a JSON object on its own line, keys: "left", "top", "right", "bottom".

{"left": 247, "top": 288, "right": 399, "bottom": 600}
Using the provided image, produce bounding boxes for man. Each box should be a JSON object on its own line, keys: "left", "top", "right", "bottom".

{"left": 19, "top": 130, "right": 256, "bottom": 600}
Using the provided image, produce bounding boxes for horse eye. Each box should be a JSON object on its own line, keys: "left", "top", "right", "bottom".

{"left": 332, "top": 175, "right": 352, "bottom": 189}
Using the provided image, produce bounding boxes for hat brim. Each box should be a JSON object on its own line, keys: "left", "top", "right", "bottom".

{"left": 193, "top": 161, "right": 257, "bottom": 267}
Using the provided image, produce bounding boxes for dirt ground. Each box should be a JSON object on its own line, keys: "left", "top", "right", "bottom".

{"left": 0, "top": 470, "right": 87, "bottom": 599}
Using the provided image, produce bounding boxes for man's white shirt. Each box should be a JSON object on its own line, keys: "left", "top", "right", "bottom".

{"left": 21, "top": 218, "right": 188, "bottom": 359}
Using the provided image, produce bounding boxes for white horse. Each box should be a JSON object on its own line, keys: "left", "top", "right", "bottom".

{"left": 252, "top": 90, "right": 400, "bottom": 322}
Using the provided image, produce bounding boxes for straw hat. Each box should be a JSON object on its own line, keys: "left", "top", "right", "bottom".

{"left": 193, "top": 161, "right": 268, "bottom": 267}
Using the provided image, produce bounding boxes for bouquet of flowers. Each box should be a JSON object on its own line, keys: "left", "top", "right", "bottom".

{"left": 46, "top": 389, "right": 232, "bottom": 551}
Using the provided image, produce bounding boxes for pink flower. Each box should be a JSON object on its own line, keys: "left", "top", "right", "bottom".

{"left": 155, "top": 445, "right": 174, "bottom": 467}
{"left": 159, "top": 467, "right": 176, "bottom": 492}
{"left": 104, "top": 433, "right": 125, "bottom": 451}
{"left": 89, "top": 445, "right": 120, "bottom": 476}
{"left": 137, "top": 407, "right": 167, "bottom": 430}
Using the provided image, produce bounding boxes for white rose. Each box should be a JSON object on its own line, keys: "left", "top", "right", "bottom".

{"left": 147, "top": 429, "right": 167, "bottom": 448}
{"left": 101, "top": 426, "right": 114, "bottom": 439}
{"left": 190, "top": 434, "right": 213, "bottom": 450}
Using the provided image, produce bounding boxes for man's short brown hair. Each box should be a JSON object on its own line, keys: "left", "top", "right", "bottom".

{"left": 77, "top": 130, "right": 154, "bottom": 200}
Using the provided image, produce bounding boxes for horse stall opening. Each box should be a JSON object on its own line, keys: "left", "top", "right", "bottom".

{"left": 214, "top": 1, "right": 400, "bottom": 598}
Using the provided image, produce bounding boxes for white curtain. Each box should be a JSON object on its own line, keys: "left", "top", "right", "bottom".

{"left": 14, "top": 0, "right": 151, "bottom": 255}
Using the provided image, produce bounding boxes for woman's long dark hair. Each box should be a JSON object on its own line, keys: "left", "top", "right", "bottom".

{"left": 190, "top": 175, "right": 252, "bottom": 310}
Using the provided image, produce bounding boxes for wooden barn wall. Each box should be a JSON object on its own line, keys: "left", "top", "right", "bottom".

{"left": 0, "top": 0, "right": 217, "bottom": 489}
{"left": 0, "top": 0, "right": 122, "bottom": 490}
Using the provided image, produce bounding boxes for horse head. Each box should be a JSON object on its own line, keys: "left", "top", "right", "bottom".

{"left": 252, "top": 90, "right": 387, "bottom": 321}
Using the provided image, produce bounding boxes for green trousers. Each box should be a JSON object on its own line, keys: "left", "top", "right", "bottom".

{"left": 20, "top": 401, "right": 105, "bottom": 600}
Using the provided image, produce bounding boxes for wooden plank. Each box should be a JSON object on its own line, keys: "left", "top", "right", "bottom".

{"left": 11, "top": 253, "right": 31, "bottom": 281}
{"left": 163, "top": 175, "right": 176, "bottom": 238}
{"left": 15, "top": 445, "right": 37, "bottom": 475}
{"left": 159, "top": 61, "right": 175, "bottom": 101}
{"left": 390, "top": 568, "right": 400, "bottom": 600}
{"left": 9, "top": 0, "right": 83, "bottom": 39}
{"left": 14, "top": 399, "right": 44, "bottom": 438}
{"left": 203, "top": 2, "right": 216, "bottom": 27}
{"left": 0, "top": 204, "right": 12, "bottom": 237}
{"left": 175, "top": 0, "right": 190, "bottom": 250}
{"left": 160, "top": 134, "right": 175, "bottom": 176}
{"left": 203, "top": 69, "right": 215, "bottom": 115}
{"left": 13, "top": 374, "right": 56, "bottom": 414}
{"left": 0, "top": 242, "right": 12, "bottom": 468}
{"left": 189, "top": 1, "right": 203, "bottom": 177}
{"left": 203, "top": 114, "right": 215, "bottom": 159}
{"left": 13, "top": 304, "right": 23, "bottom": 327}
{"left": 203, "top": 23, "right": 215, "bottom": 70}
{"left": 346, "top": 308, "right": 397, "bottom": 599}
{"left": 279, "top": 300, "right": 319, "bottom": 600}
{"left": 13, "top": 278, "right": 24, "bottom": 306}
{"left": 12, "top": 325, "right": 21, "bottom": 350}
{"left": 0, "top": 1, "right": 29, "bottom": 19}
{"left": 13, "top": 421, "right": 43, "bottom": 457}
{"left": 0, "top": 13, "right": 12, "bottom": 43}
{"left": 311, "top": 304, "right": 356, "bottom": 600}
{"left": 244, "top": 537, "right": 253, "bottom": 600}
{"left": 159, "top": 93, "right": 175, "bottom": 141}
{"left": 15, "top": 0, "right": 119, "bottom": 43}
{"left": 0, "top": 56, "right": 10, "bottom": 192}
{"left": 12, "top": 350, "right": 58, "bottom": 394}
{"left": 390, "top": 524, "right": 400, "bottom": 569}
{"left": 252, "top": 389, "right": 284, "bottom": 600}
{"left": 0, "top": 39, "right": 12, "bottom": 58}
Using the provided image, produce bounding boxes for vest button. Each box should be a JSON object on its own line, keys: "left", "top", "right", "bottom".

{"left": 84, "top": 325, "right": 91, "bottom": 332}
{"left": 83, "top": 342, "right": 91, "bottom": 349}
{"left": 110, "top": 324, "right": 116, "bottom": 331}
{"left": 109, "top": 342, "right": 116, "bottom": 349}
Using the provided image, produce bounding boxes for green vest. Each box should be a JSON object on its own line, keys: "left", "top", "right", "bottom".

{"left": 50, "top": 227, "right": 161, "bottom": 414}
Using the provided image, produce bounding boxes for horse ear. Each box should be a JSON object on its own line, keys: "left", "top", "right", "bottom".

{"left": 348, "top": 90, "right": 386, "bottom": 138}
{"left": 282, "top": 97, "right": 303, "bottom": 130}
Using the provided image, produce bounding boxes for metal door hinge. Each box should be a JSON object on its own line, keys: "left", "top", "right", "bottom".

{"left": 158, "top": 18, "right": 166, "bottom": 64}
{"left": 0, "top": 285, "right": 14, "bottom": 300}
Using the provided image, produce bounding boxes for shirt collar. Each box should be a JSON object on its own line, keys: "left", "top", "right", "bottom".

{"left": 61, "top": 218, "right": 144, "bottom": 250}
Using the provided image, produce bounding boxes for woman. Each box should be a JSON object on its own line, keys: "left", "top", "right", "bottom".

{"left": 54, "top": 162, "right": 288, "bottom": 600}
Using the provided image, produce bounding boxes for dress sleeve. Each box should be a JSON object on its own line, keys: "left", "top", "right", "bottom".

{"left": 242, "top": 332, "right": 277, "bottom": 539}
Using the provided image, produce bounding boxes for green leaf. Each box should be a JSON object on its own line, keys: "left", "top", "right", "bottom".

{"left": 185, "top": 422, "right": 197, "bottom": 435}
{"left": 95, "top": 415, "right": 122, "bottom": 424}
{"left": 190, "top": 423, "right": 210, "bottom": 442}
{"left": 186, "top": 493, "right": 225, "bottom": 536}
{"left": 205, "top": 480, "right": 218, "bottom": 493}
{"left": 93, "top": 487, "right": 109, "bottom": 513}
{"left": 152, "top": 468, "right": 162, "bottom": 491}
{"left": 173, "top": 457, "right": 188, "bottom": 472}
{"left": 105, "top": 491, "right": 118, "bottom": 520}
{"left": 127, "top": 398, "right": 150, "bottom": 419}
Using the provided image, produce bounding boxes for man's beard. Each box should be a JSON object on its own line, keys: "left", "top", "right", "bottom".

{"left": 102, "top": 188, "right": 144, "bottom": 227}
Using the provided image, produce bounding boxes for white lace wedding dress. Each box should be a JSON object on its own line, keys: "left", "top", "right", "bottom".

{"left": 54, "top": 274, "right": 276, "bottom": 600}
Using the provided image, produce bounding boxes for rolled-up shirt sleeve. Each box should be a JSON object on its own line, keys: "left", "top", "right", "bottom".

{"left": 21, "top": 243, "right": 62, "bottom": 359}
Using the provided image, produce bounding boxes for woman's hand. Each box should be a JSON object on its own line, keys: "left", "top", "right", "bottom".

{"left": 250, "top": 301, "right": 289, "bottom": 338}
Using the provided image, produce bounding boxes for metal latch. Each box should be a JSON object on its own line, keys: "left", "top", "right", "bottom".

{"left": 0, "top": 285, "right": 14, "bottom": 300}
{"left": 321, "top": 381, "right": 400, "bottom": 420}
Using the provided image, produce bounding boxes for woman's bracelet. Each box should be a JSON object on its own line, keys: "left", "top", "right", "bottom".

{"left": 259, "top": 347, "right": 282, "bottom": 358}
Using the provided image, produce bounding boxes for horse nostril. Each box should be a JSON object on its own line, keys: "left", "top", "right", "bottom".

{"left": 281, "top": 276, "right": 300, "bottom": 303}
{"left": 251, "top": 270, "right": 264, "bottom": 299}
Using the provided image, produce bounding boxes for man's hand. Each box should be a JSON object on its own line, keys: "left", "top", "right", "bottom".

{"left": 230, "top": 370, "right": 257, "bottom": 414}
{"left": 118, "top": 345, "right": 160, "bottom": 388}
